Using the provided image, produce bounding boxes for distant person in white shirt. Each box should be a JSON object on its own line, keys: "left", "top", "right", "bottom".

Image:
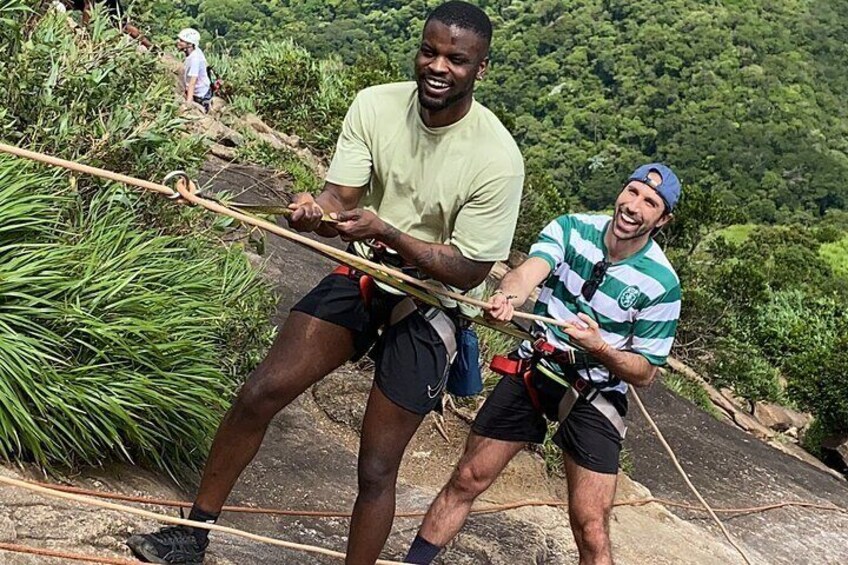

{"left": 176, "top": 28, "right": 212, "bottom": 113}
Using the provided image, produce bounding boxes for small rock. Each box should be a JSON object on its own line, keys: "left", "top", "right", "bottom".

{"left": 753, "top": 402, "right": 812, "bottom": 432}
{"left": 209, "top": 97, "right": 227, "bottom": 115}
{"left": 719, "top": 387, "right": 749, "bottom": 411}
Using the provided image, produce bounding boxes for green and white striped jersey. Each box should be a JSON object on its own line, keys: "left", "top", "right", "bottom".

{"left": 525, "top": 213, "right": 681, "bottom": 395}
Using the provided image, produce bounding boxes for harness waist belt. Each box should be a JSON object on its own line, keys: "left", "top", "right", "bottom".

{"left": 489, "top": 352, "right": 627, "bottom": 438}
{"left": 332, "top": 264, "right": 374, "bottom": 308}
{"left": 390, "top": 297, "right": 457, "bottom": 362}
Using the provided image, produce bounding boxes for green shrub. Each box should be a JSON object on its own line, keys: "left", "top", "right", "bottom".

{"left": 0, "top": 10, "right": 275, "bottom": 476}
{"left": 749, "top": 290, "right": 842, "bottom": 367}
{"left": 662, "top": 371, "right": 721, "bottom": 419}
{"left": 784, "top": 340, "right": 848, "bottom": 436}
{"left": 710, "top": 339, "right": 783, "bottom": 404}
{"left": 227, "top": 40, "right": 399, "bottom": 155}
{"left": 800, "top": 418, "right": 826, "bottom": 458}
{"left": 820, "top": 235, "right": 848, "bottom": 278}
{"left": 0, "top": 9, "right": 205, "bottom": 182}
{"left": 234, "top": 137, "right": 320, "bottom": 194}
{"left": 513, "top": 166, "right": 573, "bottom": 251}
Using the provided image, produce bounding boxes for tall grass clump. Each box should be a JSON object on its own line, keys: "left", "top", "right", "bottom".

{"left": 0, "top": 158, "right": 275, "bottom": 475}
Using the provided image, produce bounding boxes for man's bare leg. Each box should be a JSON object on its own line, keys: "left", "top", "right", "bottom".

{"left": 417, "top": 433, "right": 524, "bottom": 548}
{"left": 193, "top": 311, "right": 355, "bottom": 513}
{"left": 345, "top": 384, "right": 426, "bottom": 565}
{"left": 563, "top": 452, "right": 618, "bottom": 565}
{"left": 122, "top": 24, "right": 153, "bottom": 49}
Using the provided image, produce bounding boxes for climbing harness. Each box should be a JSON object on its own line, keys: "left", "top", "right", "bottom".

{"left": 490, "top": 337, "right": 627, "bottom": 438}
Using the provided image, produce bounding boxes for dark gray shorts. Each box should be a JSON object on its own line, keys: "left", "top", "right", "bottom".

{"left": 292, "top": 273, "right": 451, "bottom": 415}
{"left": 472, "top": 373, "right": 623, "bottom": 474}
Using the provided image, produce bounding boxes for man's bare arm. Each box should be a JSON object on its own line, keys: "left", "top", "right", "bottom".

{"left": 378, "top": 224, "right": 492, "bottom": 290}
{"left": 566, "top": 313, "right": 658, "bottom": 387}
{"left": 490, "top": 259, "right": 658, "bottom": 386}
{"left": 185, "top": 76, "right": 198, "bottom": 102}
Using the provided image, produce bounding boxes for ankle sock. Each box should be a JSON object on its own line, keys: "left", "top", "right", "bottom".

{"left": 187, "top": 505, "right": 219, "bottom": 547}
{"left": 404, "top": 534, "right": 441, "bottom": 564}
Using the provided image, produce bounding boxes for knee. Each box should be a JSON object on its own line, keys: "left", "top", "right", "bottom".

{"left": 572, "top": 518, "right": 610, "bottom": 554}
{"left": 446, "top": 462, "right": 491, "bottom": 501}
{"left": 230, "top": 372, "right": 290, "bottom": 424}
{"left": 357, "top": 456, "right": 397, "bottom": 500}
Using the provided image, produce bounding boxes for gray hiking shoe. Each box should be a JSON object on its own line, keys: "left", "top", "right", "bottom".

{"left": 126, "top": 525, "right": 207, "bottom": 564}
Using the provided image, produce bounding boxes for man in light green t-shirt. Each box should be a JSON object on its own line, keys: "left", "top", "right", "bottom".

{"left": 126, "top": 2, "right": 523, "bottom": 565}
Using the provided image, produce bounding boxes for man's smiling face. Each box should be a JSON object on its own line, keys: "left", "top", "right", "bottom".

{"left": 611, "top": 171, "right": 671, "bottom": 240}
{"left": 414, "top": 20, "right": 488, "bottom": 113}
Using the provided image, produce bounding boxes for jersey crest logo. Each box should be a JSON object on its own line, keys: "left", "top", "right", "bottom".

{"left": 618, "top": 285, "right": 640, "bottom": 309}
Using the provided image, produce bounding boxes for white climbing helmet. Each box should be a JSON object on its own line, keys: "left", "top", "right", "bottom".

{"left": 178, "top": 28, "right": 201, "bottom": 47}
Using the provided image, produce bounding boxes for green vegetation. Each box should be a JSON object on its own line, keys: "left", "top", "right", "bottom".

{"left": 0, "top": 3, "right": 274, "bottom": 475}
{"left": 234, "top": 137, "right": 321, "bottom": 194}
{"left": 714, "top": 224, "right": 757, "bottom": 246}
{"left": 221, "top": 39, "right": 398, "bottom": 156}
{"left": 820, "top": 235, "right": 848, "bottom": 278}
{"left": 678, "top": 225, "right": 848, "bottom": 447}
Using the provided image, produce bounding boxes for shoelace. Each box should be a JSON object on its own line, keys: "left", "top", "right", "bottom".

{"left": 156, "top": 526, "right": 199, "bottom": 548}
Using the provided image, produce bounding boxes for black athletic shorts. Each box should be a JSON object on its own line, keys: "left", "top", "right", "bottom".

{"left": 291, "top": 273, "right": 452, "bottom": 415}
{"left": 472, "top": 372, "right": 624, "bottom": 474}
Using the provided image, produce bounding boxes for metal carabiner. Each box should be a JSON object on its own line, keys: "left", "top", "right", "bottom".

{"left": 162, "top": 170, "right": 196, "bottom": 201}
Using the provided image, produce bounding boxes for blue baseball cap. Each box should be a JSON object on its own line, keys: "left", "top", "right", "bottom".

{"left": 627, "top": 163, "right": 681, "bottom": 212}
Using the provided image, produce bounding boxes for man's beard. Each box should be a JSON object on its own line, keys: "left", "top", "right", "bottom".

{"left": 417, "top": 82, "right": 472, "bottom": 112}
{"left": 613, "top": 209, "right": 652, "bottom": 240}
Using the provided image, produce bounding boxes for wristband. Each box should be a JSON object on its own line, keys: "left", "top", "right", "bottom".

{"left": 493, "top": 289, "right": 518, "bottom": 301}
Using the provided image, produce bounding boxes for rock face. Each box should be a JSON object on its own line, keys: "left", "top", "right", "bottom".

{"left": 822, "top": 434, "right": 848, "bottom": 473}
{"left": 628, "top": 384, "right": 848, "bottom": 565}
{"left": 753, "top": 402, "right": 812, "bottom": 433}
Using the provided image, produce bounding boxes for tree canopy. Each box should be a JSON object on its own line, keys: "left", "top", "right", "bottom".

{"left": 136, "top": 0, "right": 848, "bottom": 226}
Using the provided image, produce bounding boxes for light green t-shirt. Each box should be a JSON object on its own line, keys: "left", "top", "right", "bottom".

{"left": 326, "top": 82, "right": 525, "bottom": 313}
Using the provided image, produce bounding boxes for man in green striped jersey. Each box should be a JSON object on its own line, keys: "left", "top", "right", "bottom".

{"left": 405, "top": 164, "right": 681, "bottom": 565}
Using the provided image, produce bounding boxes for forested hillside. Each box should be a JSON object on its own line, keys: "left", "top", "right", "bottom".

{"left": 137, "top": 0, "right": 848, "bottom": 227}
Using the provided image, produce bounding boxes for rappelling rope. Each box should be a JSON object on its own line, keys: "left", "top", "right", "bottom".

{"left": 0, "top": 142, "right": 781, "bottom": 564}
{"left": 630, "top": 389, "right": 754, "bottom": 563}
{"left": 0, "top": 474, "right": 408, "bottom": 565}
{"left": 18, "top": 477, "right": 848, "bottom": 518}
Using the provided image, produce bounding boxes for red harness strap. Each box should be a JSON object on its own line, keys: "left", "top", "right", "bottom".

{"left": 490, "top": 355, "right": 542, "bottom": 412}
{"left": 331, "top": 265, "right": 374, "bottom": 308}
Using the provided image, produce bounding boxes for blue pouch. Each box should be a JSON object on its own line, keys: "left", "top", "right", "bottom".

{"left": 446, "top": 327, "right": 483, "bottom": 397}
